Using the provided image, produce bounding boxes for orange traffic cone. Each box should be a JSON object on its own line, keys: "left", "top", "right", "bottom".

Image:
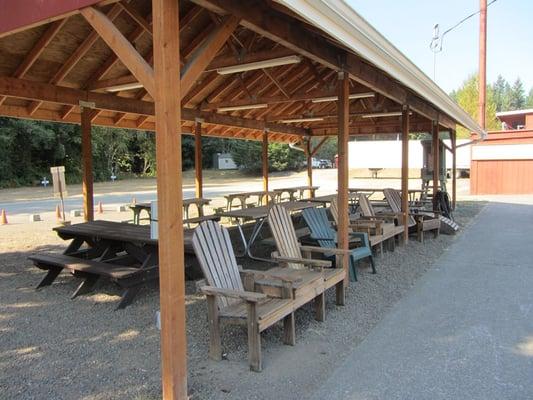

{"left": 55, "top": 204, "right": 62, "bottom": 221}
{"left": 1, "top": 209, "right": 7, "bottom": 225}
{"left": 98, "top": 201, "right": 104, "bottom": 214}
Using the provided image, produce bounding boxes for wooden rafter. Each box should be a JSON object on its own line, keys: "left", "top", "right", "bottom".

{"left": 118, "top": 1, "right": 152, "bottom": 35}
{"left": 80, "top": 6, "right": 155, "bottom": 97}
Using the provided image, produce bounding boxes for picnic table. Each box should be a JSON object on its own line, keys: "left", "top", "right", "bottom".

{"left": 272, "top": 186, "right": 319, "bottom": 202}
{"left": 130, "top": 197, "right": 212, "bottom": 224}
{"left": 217, "top": 201, "right": 317, "bottom": 261}
{"left": 307, "top": 192, "right": 358, "bottom": 206}
{"left": 223, "top": 191, "right": 277, "bottom": 211}
{"left": 29, "top": 220, "right": 195, "bottom": 309}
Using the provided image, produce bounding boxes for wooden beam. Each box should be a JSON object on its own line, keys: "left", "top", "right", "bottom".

{"left": 432, "top": 120, "right": 439, "bottom": 209}
{"left": 80, "top": 6, "right": 155, "bottom": 97}
{"left": 401, "top": 105, "right": 409, "bottom": 244}
{"left": 310, "top": 137, "right": 328, "bottom": 157}
{"left": 337, "top": 71, "right": 349, "bottom": 285}
{"left": 181, "top": 15, "right": 240, "bottom": 96}
{"left": 0, "top": 77, "right": 308, "bottom": 136}
{"left": 262, "top": 130, "right": 269, "bottom": 193}
{"left": 0, "top": 19, "right": 67, "bottom": 106}
{"left": 195, "top": 120, "right": 203, "bottom": 198}
{"left": 81, "top": 107, "right": 94, "bottom": 222}
{"left": 152, "top": 0, "right": 187, "bottom": 398}
{"left": 451, "top": 129, "right": 457, "bottom": 210}
{"left": 306, "top": 139, "right": 313, "bottom": 187}
{"left": 262, "top": 68, "right": 290, "bottom": 99}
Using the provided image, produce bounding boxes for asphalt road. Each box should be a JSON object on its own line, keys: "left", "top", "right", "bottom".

{"left": 311, "top": 201, "right": 533, "bottom": 399}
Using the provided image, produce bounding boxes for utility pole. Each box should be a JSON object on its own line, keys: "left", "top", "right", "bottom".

{"left": 478, "top": 0, "right": 487, "bottom": 130}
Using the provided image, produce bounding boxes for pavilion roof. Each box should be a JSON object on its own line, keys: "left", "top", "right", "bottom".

{"left": 0, "top": 0, "right": 484, "bottom": 144}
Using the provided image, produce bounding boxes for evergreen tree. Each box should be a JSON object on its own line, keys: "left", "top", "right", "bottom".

{"left": 492, "top": 75, "right": 511, "bottom": 112}
{"left": 527, "top": 88, "right": 533, "bottom": 108}
{"left": 509, "top": 78, "right": 526, "bottom": 110}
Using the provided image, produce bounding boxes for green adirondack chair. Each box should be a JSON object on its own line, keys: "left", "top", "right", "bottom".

{"left": 301, "top": 207, "right": 375, "bottom": 282}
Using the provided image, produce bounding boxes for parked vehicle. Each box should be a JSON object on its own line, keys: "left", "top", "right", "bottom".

{"left": 319, "top": 159, "right": 333, "bottom": 169}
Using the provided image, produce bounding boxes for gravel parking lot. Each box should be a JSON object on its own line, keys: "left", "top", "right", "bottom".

{"left": 0, "top": 198, "right": 485, "bottom": 399}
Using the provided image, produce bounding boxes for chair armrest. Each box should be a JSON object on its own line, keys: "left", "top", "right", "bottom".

{"left": 299, "top": 245, "right": 351, "bottom": 256}
{"left": 200, "top": 286, "right": 267, "bottom": 303}
{"left": 240, "top": 269, "right": 301, "bottom": 284}
{"left": 271, "top": 254, "right": 331, "bottom": 268}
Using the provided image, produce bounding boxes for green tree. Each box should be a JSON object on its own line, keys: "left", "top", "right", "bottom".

{"left": 509, "top": 78, "right": 526, "bottom": 110}
{"left": 312, "top": 137, "right": 337, "bottom": 161}
{"left": 451, "top": 74, "right": 499, "bottom": 137}
{"left": 492, "top": 75, "right": 511, "bottom": 112}
{"left": 527, "top": 88, "right": 533, "bottom": 108}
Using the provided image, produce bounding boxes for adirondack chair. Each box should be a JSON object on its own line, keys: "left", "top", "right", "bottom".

{"left": 267, "top": 205, "right": 348, "bottom": 320}
{"left": 358, "top": 194, "right": 405, "bottom": 247}
{"left": 383, "top": 188, "right": 440, "bottom": 242}
{"left": 301, "top": 207, "right": 375, "bottom": 282}
{"left": 330, "top": 197, "right": 385, "bottom": 255}
{"left": 192, "top": 220, "right": 297, "bottom": 372}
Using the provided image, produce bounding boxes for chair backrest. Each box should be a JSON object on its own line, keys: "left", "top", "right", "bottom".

{"left": 192, "top": 220, "right": 243, "bottom": 308}
{"left": 301, "top": 207, "right": 336, "bottom": 249}
{"left": 383, "top": 188, "right": 415, "bottom": 226}
{"left": 358, "top": 194, "right": 375, "bottom": 217}
{"left": 268, "top": 204, "right": 304, "bottom": 269}
{"left": 329, "top": 197, "right": 340, "bottom": 226}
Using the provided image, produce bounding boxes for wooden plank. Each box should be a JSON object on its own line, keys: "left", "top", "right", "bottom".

{"left": 152, "top": 0, "right": 187, "bottom": 397}
{"left": 262, "top": 131, "right": 269, "bottom": 194}
{"left": 195, "top": 120, "right": 203, "bottom": 198}
{"left": 181, "top": 15, "right": 240, "bottom": 96}
{"left": 306, "top": 140, "right": 313, "bottom": 188}
{"left": 432, "top": 121, "right": 439, "bottom": 208}
{"left": 337, "top": 72, "right": 349, "bottom": 285}
{"left": 80, "top": 6, "right": 156, "bottom": 98}
{"left": 401, "top": 105, "right": 409, "bottom": 243}
{"left": 118, "top": 1, "right": 152, "bottom": 35}
{"left": 81, "top": 108, "right": 94, "bottom": 222}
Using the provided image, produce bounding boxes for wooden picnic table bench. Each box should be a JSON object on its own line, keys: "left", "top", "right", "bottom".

{"left": 130, "top": 197, "right": 212, "bottom": 224}
{"left": 224, "top": 191, "right": 277, "bottom": 211}
{"left": 28, "top": 220, "right": 195, "bottom": 309}
{"left": 272, "top": 186, "right": 319, "bottom": 202}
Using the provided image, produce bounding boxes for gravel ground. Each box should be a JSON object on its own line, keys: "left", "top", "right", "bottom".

{"left": 0, "top": 201, "right": 485, "bottom": 400}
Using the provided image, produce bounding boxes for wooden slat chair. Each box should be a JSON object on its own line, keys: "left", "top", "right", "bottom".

{"left": 192, "top": 220, "right": 296, "bottom": 372}
{"left": 301, "top": 207, "right": 375, "bottom": 282}
{"left": 330, "top": 197, "right": 385, "bottom": 255}
{"left": 267, "top": 205, "right": 348, "bottom": 320}
{"left": 383, "top": 188, "right": 440, "bottom": 242}
{"left": 358, "top": 194, "right": 405, "bottom": 247}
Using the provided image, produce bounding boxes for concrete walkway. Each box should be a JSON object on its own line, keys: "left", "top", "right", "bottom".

{"left": 312, "top": 202, "right": 533, "bottom": 400}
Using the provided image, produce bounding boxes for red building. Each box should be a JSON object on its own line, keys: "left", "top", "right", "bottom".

{"left": 470, "top": 109, "right": 533, "bottom": 194}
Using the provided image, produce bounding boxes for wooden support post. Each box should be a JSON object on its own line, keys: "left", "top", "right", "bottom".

{"left": 451, "top": 130, "right": 457, "bottom": 210}
{"left": 337, "top": 72, "right": 350, "bottom": 285}
{"left": 81, "top": 107, "right": 94, "bottom": 222}
{"left": 262, "top": 130, "right": 269, "bottom": 193}
{"left": 432, "top": 120, "right": 439, "bottom": 209}
{"left": 195, "top": 119, "right": 203, "bottom": 198}
{"left": 152, "top": 0, "right": 187, "bottom": 399}
{"left": 401, "top": 105, "right": 410, "bottom": 244}
{"left": 306, "top": 139, "right": 313, "bottom": 188}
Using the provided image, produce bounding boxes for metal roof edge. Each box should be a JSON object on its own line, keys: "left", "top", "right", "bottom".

{"left": 275, "top": 0, "right": 487, "bottom": 139}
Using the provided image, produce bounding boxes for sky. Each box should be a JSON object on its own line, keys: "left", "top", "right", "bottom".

{"left": 346, "top": 0, "right": 533, "bottom": 94}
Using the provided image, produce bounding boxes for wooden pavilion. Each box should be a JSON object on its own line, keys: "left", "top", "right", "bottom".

{"left": 0, "top": 0, "right": 485, "bottom": 398}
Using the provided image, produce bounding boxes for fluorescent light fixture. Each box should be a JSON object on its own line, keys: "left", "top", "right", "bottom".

{"left": 217, "top": 55, "right": 301, "bottom": 75}
{"left": 106, "top": 83, "right": 144, "bottom": 92}
{"left": 361, "top": 111, "right": 403, "bottom": 118}
{"left": 280, "top": 117, "right": 324, "bottom": 123}
{"left": 217, "top": 104, "right": 268, "bottom": 112}
{"left": 311, "top": 92, "right": 375, "bottom": 103}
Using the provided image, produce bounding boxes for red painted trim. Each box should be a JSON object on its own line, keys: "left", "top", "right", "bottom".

{"left": 0, "top": 0, "right": 103, "bottom": 37}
